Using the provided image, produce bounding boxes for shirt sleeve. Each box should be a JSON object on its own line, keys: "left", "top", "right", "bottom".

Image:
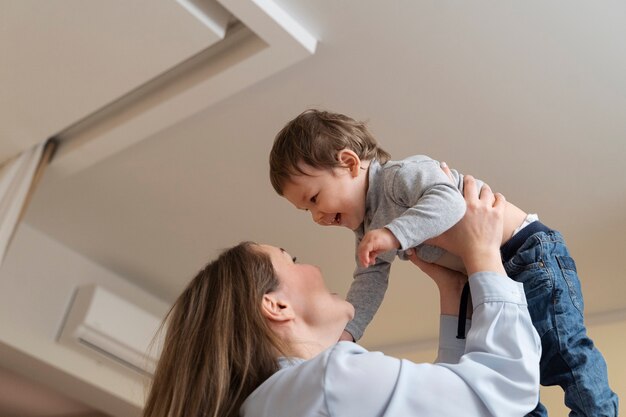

{"left": 384, "top": 158, "right": 466, "bottom": 250}
{"left": 435, "top": 315, "right": 469, "bottom": 364}
{"left": 345, "top": 258, "right": 391, "bottom": 341}
{"left": 325, "top": 272, "right": 541, "bottom": 417}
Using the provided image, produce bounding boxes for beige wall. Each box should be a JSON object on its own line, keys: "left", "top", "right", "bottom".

{"left": 0, "top": 223, "right": 169, "bottom": 417}
{"left": 402, "top": 319, "right": 625, "bottom": 413}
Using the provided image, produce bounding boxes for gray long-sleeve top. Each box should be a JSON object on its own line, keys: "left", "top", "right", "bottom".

{"left": 346, "top": 155, "right": 482, "bottom": 341}
{"left": 241, "top": 272, "right": 541, "bottom": 417}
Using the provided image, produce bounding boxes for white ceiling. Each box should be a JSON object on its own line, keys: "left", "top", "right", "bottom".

{"left": 2, "top": 0, "right": 626, "bottom": 416}
{"left": 0, "top": 0, "right": 230, "bottom": 161}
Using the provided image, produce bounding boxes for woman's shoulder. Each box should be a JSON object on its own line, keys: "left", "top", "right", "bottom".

{"left": 240, "top": 343, "right": 400, "bottom": 417}
{"left": 240, "top": 348, "right": 333, "bottom": 417}
{"left": 325, "top": 342, "right": 401, "bottom": 378}
{"left": 242, "top": 342, "right": 401, "bottom": 417}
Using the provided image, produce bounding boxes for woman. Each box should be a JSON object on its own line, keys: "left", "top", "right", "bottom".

{"left": 143, "top": 177, "right": 541, "bottom": 417}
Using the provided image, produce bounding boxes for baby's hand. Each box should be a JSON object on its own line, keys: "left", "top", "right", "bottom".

{"left": 358, "top": 228, "right": 400, "bottom": 267}
{"left": 338, "top": 330, "right": 355, "bottom": 342}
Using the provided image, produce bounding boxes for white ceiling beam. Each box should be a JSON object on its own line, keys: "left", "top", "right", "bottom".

{"left": 0, "top": 0, "right": 225, "bottom": 166}
{"left": 53, "top": 0, "right": 316, "bottom": 177}
{"left": 176, "top": 0, "right": 232, "bottom": 37}
{"left": 218, "top": 0, "right": 317, "bottom": 54}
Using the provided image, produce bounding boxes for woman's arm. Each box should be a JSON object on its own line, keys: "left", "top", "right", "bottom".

{"left": 408, "top": 258, "right": 471, "bottom": 364}
{"left": 410, "top": 256, "right": 468, "bottom": 316}
{"left": 325, "top": 272, "right": 539, "bottom": 417}
{"left": 406, "top": 174, "right": 505, "bottom": 365}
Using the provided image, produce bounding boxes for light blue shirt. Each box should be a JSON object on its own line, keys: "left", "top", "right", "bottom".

{"left": 240, "top": 272, "right": 541, "bottom": 417}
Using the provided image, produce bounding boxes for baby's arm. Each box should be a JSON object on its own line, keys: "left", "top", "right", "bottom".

{"left": 386, "top": 158, "right": 466, "bottom": 250}
{"left": 339, "top": 330, "right": 354, "bottom": 342}
{"left": 359, "top": 158, "right": 466, "bottom": 267}
{"left": 344, "top": 259, "right": 392, "bottom": 341}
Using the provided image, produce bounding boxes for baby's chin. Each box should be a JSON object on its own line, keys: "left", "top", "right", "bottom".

{"left": 349, "top": 221, "right": 364, "bottom": 231}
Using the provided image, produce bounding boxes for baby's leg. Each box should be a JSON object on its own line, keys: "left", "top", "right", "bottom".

{"left": 503, "top": 226, "right": 618, "bottom": 417}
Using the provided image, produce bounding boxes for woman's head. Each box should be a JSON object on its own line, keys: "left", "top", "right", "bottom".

{"left": 143, "top": 242, "right": 353, "bottom": 417}
{"left": 258, "top": 244, "right": 354, "bottom": 352}
{"left": 143, "top": 242, "right": 281, "bottom": 417}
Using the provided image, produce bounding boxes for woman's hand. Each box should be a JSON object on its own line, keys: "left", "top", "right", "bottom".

{"left": 338, "top": 330, "right": 354, "bottom": 342}
{"left": 433, "top": 176, "right": 506, "bottom": 276}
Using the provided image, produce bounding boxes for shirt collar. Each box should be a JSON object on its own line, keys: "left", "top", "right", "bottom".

{"left": 363, "top": 159, "right": 382, "bottom": 226}
{"left": 278, "top": 356, "right": 306, "bottom": 369}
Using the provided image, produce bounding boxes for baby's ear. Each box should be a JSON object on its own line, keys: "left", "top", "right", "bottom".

{"left": 337, "top": 149, "right": 361, "bottom": 177}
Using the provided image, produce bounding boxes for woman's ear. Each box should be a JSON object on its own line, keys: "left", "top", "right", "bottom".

{"left": 261, "top": 293, "right": 295, "bottom": 323}
{"left": 337, "top": 149, "right": 362, "bottom": 177}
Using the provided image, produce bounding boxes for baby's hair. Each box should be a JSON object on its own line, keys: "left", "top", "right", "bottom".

{"left": 269, "top": 109, "right": 390, "bottom": 195}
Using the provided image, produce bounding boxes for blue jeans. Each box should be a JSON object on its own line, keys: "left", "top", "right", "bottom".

{"left": 501, "top": 222, "right": 618, "bottom": 417}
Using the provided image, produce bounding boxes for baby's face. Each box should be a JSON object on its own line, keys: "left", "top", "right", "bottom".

{"left": 281, "top": 164, "right": 368, "bottom": 231}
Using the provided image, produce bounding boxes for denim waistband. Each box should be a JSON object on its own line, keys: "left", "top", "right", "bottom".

{"left": 500, "top": 221, "right": 553, "bottom": 263}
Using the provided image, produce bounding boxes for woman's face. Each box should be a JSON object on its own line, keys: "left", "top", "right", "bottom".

{"left": 259, "top": 244, "right": 354, "bottom": 338}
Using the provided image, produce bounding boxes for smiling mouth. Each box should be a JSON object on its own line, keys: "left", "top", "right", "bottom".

{"left": 323, "top": 213, "right": 342, "bottom": 226}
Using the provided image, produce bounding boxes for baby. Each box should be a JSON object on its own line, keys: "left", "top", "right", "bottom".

{"left": 269, "top": 109, "right": 617, "bottom": 417}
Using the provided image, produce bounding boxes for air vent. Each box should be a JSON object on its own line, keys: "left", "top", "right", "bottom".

{"left": 58, "top": 285, "right": 164, "bottom": 377}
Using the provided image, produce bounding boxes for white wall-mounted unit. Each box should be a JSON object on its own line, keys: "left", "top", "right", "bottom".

{"left": 58, "top": 285, "right": 164, "bottom": 377}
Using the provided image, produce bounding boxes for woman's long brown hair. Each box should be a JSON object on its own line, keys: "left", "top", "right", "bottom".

{"left": 143, "top": 242, "right": 285, "bottom": 417}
